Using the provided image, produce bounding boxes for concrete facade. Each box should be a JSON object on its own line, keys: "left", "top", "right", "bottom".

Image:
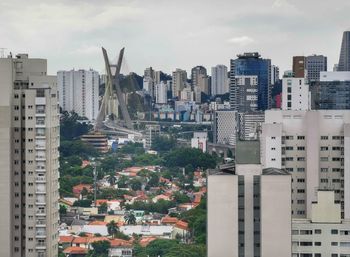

{"left": 0, "top": 54, "right": 59, "bottom": 257}
{"left": 57, "top": 69, "right": 99, "bottom": 121}
{"left": 207, "top": 165, "right": 291, "bottom": 257}
{"left": 261, "top": 110, "right": 350, "bottom": 220}
{"left": 213, "top": 110, "right": 237, "bottom": 146}
{"left": 282, "top": 77, "right": 310, "bottom": 111}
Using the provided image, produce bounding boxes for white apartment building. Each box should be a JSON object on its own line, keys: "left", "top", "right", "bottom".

{"left": 292, "top": 190, "right": 350, "bottom": 257}
{"left": 143, "top": 125, "right": 161, "bottom": 149}
{"left": 211, "top": 64, "right": 229, "bottom": 96}
{"left": 213, "top": 110, "right": 237, "bottom": 146}
{"left": 57, "top": 69, "right": 99, "bottom": 121}
{"left": 0, "top": 54, "right": 60, "bottom": 257}
{"left": 282, "top": 76, "right": 310, "bottom": 111}
{"left": 155, "top": 81, "right": 167, "bottom": 104}
{"left": 260, "top": 110, "right": 350, "bottom": 219}
{"left": 180, "top": 86, "right": 194, "bottom": 102}
{"left": 191, "top": 132, "right": 208, "bottom": 152}
{"left": 208, "top": 164, "right": 291, "bottom": 257}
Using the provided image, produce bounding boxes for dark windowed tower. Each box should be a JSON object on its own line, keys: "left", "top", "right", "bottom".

{"left": 338, "top": 31, "right": 350, "bottom": 71}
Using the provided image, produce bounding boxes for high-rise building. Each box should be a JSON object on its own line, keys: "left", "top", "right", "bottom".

{"left": 57, "top": 69, "right": 99, "bottom": 121}
{"left": 312, "top": 71, "right": 350, "bottom": 110}
{"left": 233, "top": 75, "right": 259, "bottom": 112}
{"left": 191, "top": 66, "right": 207, "bottom": 89}
{"left": 155, "top": 81, "right": 167, "bottom": 104}
{"left": 0, "top": 54, "right": 59, "bottom": 257}
{"left": 293, "top": 56, "right": 306, "bottom": 78}
{"left": 143, "top": 125, "right": 161, "bottom": 149}
{"left": 292, "top": 190, "right": 350, "bottom": 256}
{"left": 238, "top": 111, "right": 265, "bottom": 141}
{"left": 338, "top": 31, "right": 350, "bottom": 71}
{"left": 208, "top": 143, "right": 291, "bottom": 257}
{"left": 271, "top": 65, "right": 280, "bottom": 85}
{"left": 306, "top": 54, "right": 327, "bottom": 82}
{"left": 213, "top": 110, "right": 237, "bottom": 146}
{"left": 281, "top": 73, "right": 310, "bottom": 111}
{"left": 230, "top": 52, "right": 271, "bottom": 111}
{"left": 211, "top": 65, "right": 228, "bottom": 96}
{"left": 172, "top": 69, "right": 187, "bottom": 98}
{"left": 191, "top": 132, "right": 208, "bottom": 153}
{"left": 260, "top": 110, "right": 350, "bottom": 219}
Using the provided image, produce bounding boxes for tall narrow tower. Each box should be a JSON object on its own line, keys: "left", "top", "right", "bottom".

{"left": 338, "top": 31, "right": 350, "bottom": 71}
{"left": 0, "top": 54, "right": 59, "bottom": 257}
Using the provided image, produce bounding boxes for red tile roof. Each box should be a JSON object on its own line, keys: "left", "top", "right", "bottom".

{"left": 161, "top": 216, "right": 179, "bottom": 225}
{"left": 59, "top": 235, "right": 74, "bottom": 244}
{"left": 72, "top": 237, "right": 89, "bottom": 245}
{"left": 110, "top": 238, "right": 132, "bottom": 247}
{"left": 175, "top": 220, "right": 189, "bottom": 230}
{"left": 63, "top": 246, "right": 88, "bottom": 254}
{"left": 139, "top": 236, "right": 157, "bottom": 247}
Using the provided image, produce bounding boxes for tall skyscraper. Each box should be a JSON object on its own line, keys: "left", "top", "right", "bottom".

{"left": 230, "top": 52, "right": 271, "bottom": 111}
{"left": 172, "top": 69, "right": 187, "bottom": 98}
{"left": 271, "top": 65, "right": 280, "bottom": 85}
{"left": 208, "top": 143, "right": 291, "bottom": 257}
{"left": 306, "top": 54, "right": 327, "bottom": 82}
{"left": 155, "top": 81, "right": 167, "bottom": 104}
{"left": 211, "top": 65, "right": 228, "bottom": 96}
{"left": 313, "top": 71, "right": 350, "bottom": 110}
{"left": 281, "top": 73, "right": 310, "bottom": 111}
{"left": 260, "top": 110, "right": 350, "bottom": 219}
{"left": 338, "top": 31, "right": 350, "bottom": 71}
{"left": 0, "top": 54, "right": 59, "bottom": 257}
{"left": 293, "top": 56, "right": 306, "bottom": 78}
{"left": 57, "top": 69, "right": 99, "bottom": 121}
{"left": 213, "top": 110, "right": 237, "bottom": 146}
{"left": 191, "top": 65, "right": 207, "bottom": 89}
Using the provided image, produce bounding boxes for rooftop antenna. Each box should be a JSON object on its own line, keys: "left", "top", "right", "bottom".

{"left": 0, "top": 48, "right": 6, "bottom": 58}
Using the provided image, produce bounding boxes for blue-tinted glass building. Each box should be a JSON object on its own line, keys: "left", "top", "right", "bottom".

{"left": 230, "top": 52, "right": 271, "bottom": 111}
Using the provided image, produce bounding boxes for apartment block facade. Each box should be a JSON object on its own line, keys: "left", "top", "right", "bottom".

{"left": 260, "top": 110, "right": 350, "bottom": 220}
{"left": 57, "top": 69, "right": 99, "bottom": 121}
{"left": 0, "top": 54, "right": 59, "bottom": 257}
{"left": 213, "top": 110, "right": 237, "bottom": 146}
{"left": 208, "top": 165, "right": 291, "bottom": 257}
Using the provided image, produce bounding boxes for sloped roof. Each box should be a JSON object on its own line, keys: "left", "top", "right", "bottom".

{"left": 262, "top": 167, "right": 290, "bottom": 175}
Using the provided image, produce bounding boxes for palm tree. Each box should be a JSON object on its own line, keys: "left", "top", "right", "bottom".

{"left": 124, "top": 211, "right": 137, "bottom": 225}
{"left": 107, "top": 220, "right": 119, "bottom": 238}
{"left": 108, "top": 175, "right": 116, "bottom": 186}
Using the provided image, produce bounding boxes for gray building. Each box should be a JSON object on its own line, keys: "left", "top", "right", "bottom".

{"left": 0, "top": 54, "right": 60, "bottom": 257}
{"left": 208, "top": 142, "right": 291, "bottom": 257}
{"left": 235, "top": 75, "right": 258, "bottom": 112}
{"left": 213, "top": 110, "right": 237, "bottom": 146}
{"left": 238, "top": 111, "right": 265, "bottom": 141}
{"left": 306, "top": 55, "right": 327, "bottom": 82}
{"left": 338, "top": 31, "right": 350, "bottom": 71}
{"left": 312, "top": 71, "right": 350, "bottom": 110}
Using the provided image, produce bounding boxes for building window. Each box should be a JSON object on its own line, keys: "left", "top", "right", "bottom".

{"left": 331, "top": 229, "right": 338, "bottom": 234}
{"left": 321, "top": 136, "right": 329, "bottom": 140}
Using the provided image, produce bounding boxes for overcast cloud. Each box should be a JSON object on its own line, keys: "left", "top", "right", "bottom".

{"left": 1, "top": 0, "right": 349, "bottom": 76}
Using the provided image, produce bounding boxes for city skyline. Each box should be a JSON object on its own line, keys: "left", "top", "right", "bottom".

{"left": 1, "top": 0, "right": 349, "bottom": 75}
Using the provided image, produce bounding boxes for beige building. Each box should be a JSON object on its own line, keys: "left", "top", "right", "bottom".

{"left": 292, "top": 190, "right": 350, "bottom": 257}
{"left": 261, "top": 110, "right": 350, "bottom": 219}
{"left": 0, "top": 54, "right": 59, "bottom": 257}
{"left": 172, "top": 69, "right": 187, "bottom": 98}
{"left": 207, "top": 143, "right": 291, "bottom": 257}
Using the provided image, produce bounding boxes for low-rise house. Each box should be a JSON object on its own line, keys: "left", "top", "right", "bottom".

{"left": 139, "top": 236, "right": 157, "bottom": 247}
{"left": 59, "top": 235, "right": 74, "bottom": 250}
{"left": 63, "top": 246, "right": 88, "bottom": 257}
{"left": 109, "top": 239, "right": 133, "bottom": 257}
{"left": 70, "top": 219, "right": 88, "bottom": 235}
{"left": 60, "top": 198, "right": 74, "bottom": 211}
{"left": 120, "top": 225, "right": 173, "bottom": 239}
{"left": 161, "top": 216, "right": 179, "bottom": 226}
{"left": 152, "top": 194, "right": 171, "bottom": 203}
{"left": 72, "top": 184, "right": 93, "bottom": 198}
{"left": 81, "top": 224, "right": 109, "bottom": 236}
{"left": 172, "top": 220, "right": 190, "bottom": 241}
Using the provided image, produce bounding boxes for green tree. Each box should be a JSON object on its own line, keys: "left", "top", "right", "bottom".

{"left": 107, "top": 221, "right": 119, "bottom": 238}
{"left": 59, "top": 205, "right": 67, "bottom": 215}
{"left": 87, "top": 240, "right": 110, "bottom": 257}
{"left": 124, "top": 211, "right": 137, "bottom": 225}
{"left": 73, "top": 199, "right": 92, "bottom": 207}
{"left": 98, "top": 202, "right": 108, "bottom": 214}
{"left": 129, "top": 178, "right": 142, "bottom": 191}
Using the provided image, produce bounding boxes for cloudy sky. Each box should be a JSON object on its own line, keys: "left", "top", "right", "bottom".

{"left": 1, "top": 0, "right": 349, "bottom": 76}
